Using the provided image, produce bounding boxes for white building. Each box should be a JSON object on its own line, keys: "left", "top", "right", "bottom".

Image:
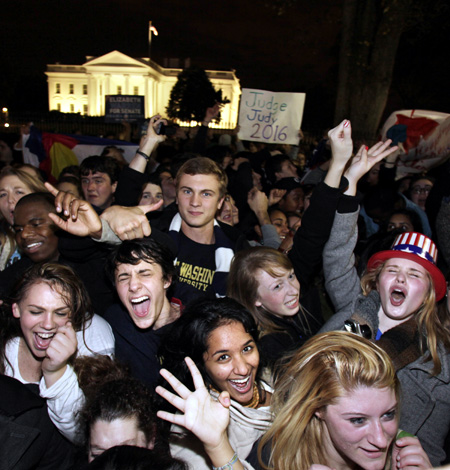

{"left": 45, "top": 50, "right": 241, "bottom": 128}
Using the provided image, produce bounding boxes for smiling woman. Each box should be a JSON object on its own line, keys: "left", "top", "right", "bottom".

{"left": 0, "top": 263, "right": 115, "bottom": 442}
{"left": 158, "top": 297, "right": 273, "bottom": 470}
{"left": 321, "top": 218, "right": 450, "bottom": 464}
{"left": 250, "top": 332, "right": 431, "bottom": 470}
{"left": 227, "top": 247, "right": 322, "bottom": 370}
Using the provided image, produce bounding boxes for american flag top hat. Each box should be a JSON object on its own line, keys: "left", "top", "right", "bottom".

{"left": 367, "top": 232, "right": 446, "bottom": 301}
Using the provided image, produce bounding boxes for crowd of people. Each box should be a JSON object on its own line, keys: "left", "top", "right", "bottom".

{"left": 0, "top": 107, "right": 449, "bottom": 470}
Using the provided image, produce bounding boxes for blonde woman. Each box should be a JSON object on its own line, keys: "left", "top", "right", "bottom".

{"left": 320, "top": 143, "right": 449, "bottom": 464}
{"left": 254, "top": 332, "right": 431, "bottom": 470}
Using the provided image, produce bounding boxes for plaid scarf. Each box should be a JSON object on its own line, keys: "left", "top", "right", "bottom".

{"left": 168, "top": 213, "right": 235, "bottom": 298}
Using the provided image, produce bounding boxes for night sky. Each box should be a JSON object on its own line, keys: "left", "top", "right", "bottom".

{"left": 1, "top": 0, "right": 449, "bottom": 130}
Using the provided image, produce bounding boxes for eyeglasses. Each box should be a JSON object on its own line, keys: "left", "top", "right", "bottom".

{"left": 411, "top": 186, "right": 432, "bottom": 195}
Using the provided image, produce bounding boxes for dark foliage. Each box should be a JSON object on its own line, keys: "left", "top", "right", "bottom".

{"left": 166, "top": 66, "right": 230, "bottom": 123}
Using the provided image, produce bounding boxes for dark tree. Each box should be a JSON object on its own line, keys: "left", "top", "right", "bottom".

{"left": 166, "top": 66, "right": 230, "bottom": 124}
{"left": 334, "top": 0, "right": 448, "bottom": 140}
{"left": 267, "top": 0, "right": 448, "bottom": 140}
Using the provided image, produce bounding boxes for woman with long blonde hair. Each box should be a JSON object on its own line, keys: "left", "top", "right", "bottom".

{"left": 255, "top": 331, "right": 430, "bottom": 470}
{"left": 320, "top": 144, "right": 450, "bottom": 465}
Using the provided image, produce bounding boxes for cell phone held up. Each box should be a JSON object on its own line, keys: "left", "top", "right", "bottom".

{"left": 156, "top": 122, "right": 177, "bottom": 137}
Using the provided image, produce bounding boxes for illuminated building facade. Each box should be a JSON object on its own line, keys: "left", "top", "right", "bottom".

{"left": 45, "top": 50, "right": 241, "bottom": 128}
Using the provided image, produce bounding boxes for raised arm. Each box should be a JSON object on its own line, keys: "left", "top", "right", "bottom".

{"left": 323, "top": 140, "right": 399, "bottom": 314}
{"left": 288, "top": 120, "right": 354, "bottom": 290}
{"left": 100, "top": 202, "right": 162, "bottom": 241}
{"left": 46, "top": 181, "right": 162, "bottom": 241}
{"left": 156, "top": 357, "right": 245, "bottom": 470}
{"left": 344, "top": 140, "right": 397, "bottom": 196}
{"left": 324, "top": 119, "right": 354, "bottom": 188}
{"left": 128, "top": 114, "right": 166, "bottom": 173}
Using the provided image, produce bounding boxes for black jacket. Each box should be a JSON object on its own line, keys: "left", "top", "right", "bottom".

{"left": 0, "top": 375, "right": 74, "bottom": 470}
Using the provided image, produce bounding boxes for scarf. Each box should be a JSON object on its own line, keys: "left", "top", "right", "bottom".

{"left": 168, "top": 213, "right": 235, "bottom": 298}
{"left": 351, "top": 291, "right": 424, "bottom": 371}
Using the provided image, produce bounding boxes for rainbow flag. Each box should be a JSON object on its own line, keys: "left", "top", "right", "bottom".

{"left": 22, "top": 125, "right": 139, "bottom": 180}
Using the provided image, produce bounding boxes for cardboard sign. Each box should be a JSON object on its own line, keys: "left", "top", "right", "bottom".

{"left": 105, "top": 95, "right": 145, "bottom": 123}
{"left": 238, "top": 89, "right": 305, "bottom": 145}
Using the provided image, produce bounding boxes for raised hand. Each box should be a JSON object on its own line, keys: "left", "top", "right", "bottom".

{"left": 45, "top": 182, "right": 102, "bottom": 238}
{"left": 268, "top": 188, "right": 287, "bottom": 207}
{"left": 204, "top": 103, "right": 221, "bottom": 125}
{"left": 42, "top": 321, "right": 78, "bottom": 387}
{"left": 100, "top": 201, "right": 163, "bottom": 240}
{"left": 139, "top": 115, "right": 166, "bottom": 151}
{"left": 391, "top": 436, "right": 432, "bottom": 470}
{"left": 248, "top": 187, "right": 271, "bottom": 226}
{"left": 156, "top": 357, "right": 231, "bottom": 449}
{"left": 231, "top": 156, "right": 249, "bottom": 171}
{"left": 324, "top": 120, "right": 354, "bottom": 188}
{"left": 248, "top": 187, "right": 269, "bottom": 213}
{"left": 344, "top": 139, "right": 398, "bottom": 195}
{"left": 328, "top": 119, "right": 353, "bottom": 166}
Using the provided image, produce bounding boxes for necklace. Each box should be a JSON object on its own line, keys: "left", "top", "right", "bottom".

{"left": 209, "top": 383, "right": 261, "bottom": 408}
{"left": 246, "top": 384, "right": 260, "bottom": 409}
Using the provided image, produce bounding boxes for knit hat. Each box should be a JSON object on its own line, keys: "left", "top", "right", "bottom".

{"left": 367, "top": 232, "right": 446, "bottom": 301}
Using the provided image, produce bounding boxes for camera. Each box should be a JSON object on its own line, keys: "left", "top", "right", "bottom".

{"left": 156, "top": 122, "right": 178, "bottom": 137}
{"left": 343, "top": 320, "right": 371, "bottom": 339}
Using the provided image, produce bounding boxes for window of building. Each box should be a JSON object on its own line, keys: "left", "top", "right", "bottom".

{"left": 70, "top": 104, "right": 74, "bottom": 112}
{"left": 69, "top": 84, "right": 74, "bottom": 94}
{"left": 83, "top": 104, "right": 88, "bottom": 114}
{"left": 56, "top": 103, "right": 61, "bottom": 111}
{"left": 117, "top": 86, "right": 122, "bottom": 95}
{"left": 83, "top": 84, "right": 88, "bottom": 95}
{"left": 133, "top": 86, "right": 139, "bottom": 95}
{"left": 56, "top": 83, "right": 61, "bottom": 94}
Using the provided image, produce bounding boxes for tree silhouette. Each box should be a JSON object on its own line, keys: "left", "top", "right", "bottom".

{"left": 166, "top": 66, "right": 230, "bottom": 124}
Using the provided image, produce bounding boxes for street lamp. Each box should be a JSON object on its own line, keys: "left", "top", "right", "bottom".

{"left": 148, "top": 21, "right": 159, "bottom": 59}
{"left": 1, "top": 107, "right": 9, "bottom": 127}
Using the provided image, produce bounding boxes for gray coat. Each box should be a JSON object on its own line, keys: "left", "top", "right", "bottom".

{"left": 320, "top": 210, "right": 450, "bottom": 466}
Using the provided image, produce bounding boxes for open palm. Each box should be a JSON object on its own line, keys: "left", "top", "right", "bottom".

{"left": 156, "top": 357, "right": 230, "bottom": 448}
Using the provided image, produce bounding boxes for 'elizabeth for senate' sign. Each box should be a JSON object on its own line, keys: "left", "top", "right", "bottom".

{"left": 238, "top": 89, "right": 305, "bottom": 145}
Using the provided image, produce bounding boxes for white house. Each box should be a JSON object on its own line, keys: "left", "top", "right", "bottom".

{"left": 45, "top": 50, "right": 241, "bottom": 128}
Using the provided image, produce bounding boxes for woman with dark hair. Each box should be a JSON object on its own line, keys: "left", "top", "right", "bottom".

{"left": 386, "top": 208, "right": 423, "bottom": 233}
{"left": 0, "top": 262, "right": 114, "bottom": 442}
{"left": 139, "top": 174, "right": 164, "bottom": 209}
{"left": 407, "top": 175, "right": 434, "bottom": 212}
{"left": 158, "top": 297, "right": 272, "bottom": 470}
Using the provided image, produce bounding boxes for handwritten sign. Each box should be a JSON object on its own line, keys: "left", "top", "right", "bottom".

{"left": 238, "top": 89, "right": 305, "bottom": 145}
{"left": 105, "top": 95, "right": 145, "bottom": 123}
